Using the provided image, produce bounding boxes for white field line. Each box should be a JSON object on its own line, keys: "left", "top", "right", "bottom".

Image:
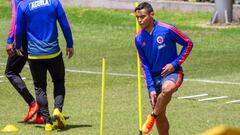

{"left": 1, "top": 62, "right": 240, "bottom": 85}
{"left": 0, "top": 75, "right": 4, "bottom": 83}
{"left": 177, "top": 93, "right": 208, "bottom": 99}
{"left": 226, "top": 100, "right": 240, "bottom": 104}
{"left": 51, "top": 70, "right": 240, "bottom": 85}
{"left": 0, "top": 76, "right": 25, "bottom": 80}
{"left": 198, "top": 96, "right": 228, "bottom": 102}
{"left": 66, "top": 69, "right": 137, "bottom": 77}
{"left": 184, "top": 79, "right": 240, "bottom": 85}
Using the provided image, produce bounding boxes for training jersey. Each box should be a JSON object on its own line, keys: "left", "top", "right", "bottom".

{"left": 7, "top": 0, "right": 22, "bottom": 46}
{"left": 135, "top": 20, "right": 193, "bottom": 93}
{"left": 16, "top": 0, "right": 73, "bottom": 59}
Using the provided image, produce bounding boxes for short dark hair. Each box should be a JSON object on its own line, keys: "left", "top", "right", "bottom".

{"left": 134, "top": 2, "right": 154, "bottom": 13}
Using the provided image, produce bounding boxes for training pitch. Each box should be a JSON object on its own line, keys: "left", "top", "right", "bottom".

{"left": 0, "top": 1, "right": 240, "bottom": 135}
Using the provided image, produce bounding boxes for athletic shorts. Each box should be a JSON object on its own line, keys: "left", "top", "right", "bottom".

{"left": 151, "top": 70, "right": 184, "bottom": 97}
{"left": 148, "top": 70, "right": 184, "bottom": 109}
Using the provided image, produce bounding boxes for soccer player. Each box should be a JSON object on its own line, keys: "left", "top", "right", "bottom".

{"left": 134, "top": 2, "right": 193, "bottom": 135}
{"left": 5, "top": 0, "right": 43, "bottom": 123}
{"left": 15, "top": 0, "right": 74, "bottom": 131}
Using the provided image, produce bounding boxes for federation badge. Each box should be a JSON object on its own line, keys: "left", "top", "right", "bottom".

{"left": 157, "top": 36, "right": 164, "bottom": 44}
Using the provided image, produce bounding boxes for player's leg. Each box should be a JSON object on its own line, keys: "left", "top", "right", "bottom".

{"left": 47, "top": 53, "right": 65, "bottom": 112}
{"left": 154, "top": 80, "right": 175, "bottom": 135}
{"left": 5, "top": 36, "right": 38, "bottom": 122}
{"left": 28, "top": 60, "right": 52, "bottom": 125}
{"left": 142, "top": 75, "right": 162, "bottom": 134}
{"left": 143, "top": 71, "right": 183, "bottom": 134}
{"left": 5, "top": 54, "right": 35, "bottom": 105}
{"left": 5, "top": 49, "right": 35, "bottom": 105}
{"left": 154, "top": 71, "right": 184, "bottom": 135}
{"left": 156, "top": 109, "right": 169, "bottom": 135}
{"left": 47, "top": 53, "right": 66, "bottom": 129}
{"left": 153, "top": 80, "right": 175, "bottom": 117}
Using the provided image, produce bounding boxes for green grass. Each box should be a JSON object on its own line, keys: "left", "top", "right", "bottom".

{"left": 0, "top": 2, "right": 240, "bottom": 135}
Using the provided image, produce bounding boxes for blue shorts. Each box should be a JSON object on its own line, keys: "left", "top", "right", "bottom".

{"left": 152, "top": 70, "right": 184, "bottom": 96}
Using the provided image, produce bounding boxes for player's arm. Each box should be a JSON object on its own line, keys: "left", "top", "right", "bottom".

{"left": 135, "top": 38, "right": 155, "bottom": 93}
{"left": 6, "top": 0, "right": 17, "bottom": 56}
{"left": 56, "top": 0, "right": 74, "bottom": 59}
{"left": 168, "top": 25, "right": 193, "bottom": 69}
{"left": 135, "top": 38, "right": 156, "bottom": 106}
{"left": 15, "top": 5, "right": 25, "bottom": 56}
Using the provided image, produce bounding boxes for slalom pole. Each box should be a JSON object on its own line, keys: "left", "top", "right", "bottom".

{"left": 135, "top": 2, "right": 143, "bottom": 135}
{"left": 100, "top": 58, "right": 106, "bottom": 135}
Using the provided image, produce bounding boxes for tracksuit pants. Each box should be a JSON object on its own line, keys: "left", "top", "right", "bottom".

{"left": 28, "top": 53, "right": 65, "bottom": 123}
{"left": 5, "top": 36, "right": 35, "bottom": 106}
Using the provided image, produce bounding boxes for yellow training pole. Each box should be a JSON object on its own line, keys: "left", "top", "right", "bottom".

{"left": 100, "top": 58, "right": 106, "bottom": 135}
{"left": 135, "top": 2, "right": 143, "bottom": 135}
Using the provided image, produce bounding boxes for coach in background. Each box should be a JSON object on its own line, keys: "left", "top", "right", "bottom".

{"left": 134, "top": 2, "right": 193, "bottom": 135}
{"left": 15, "top": 0, "right": 74, "bottom": 131}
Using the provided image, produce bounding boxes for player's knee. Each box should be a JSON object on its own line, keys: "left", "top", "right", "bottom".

{"left": 162, "top": 82, "right": 176, "bottom": 96}
{"left": 161, "top": 86, "right": 175, "bottom": 97}
{"left": 161, "top": 89, "right": 172, "bottom": 97}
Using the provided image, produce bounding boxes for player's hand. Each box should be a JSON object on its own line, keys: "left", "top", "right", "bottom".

{"left": 161, "top": 64, "right": 175, "bottom": 77}
{"left": 66, "top": 48, "right": 74, "bottom": 59}
{"left": 6, "top": 44, "right": 14, "bottom": 57}
{"left": 150, "top": 91, "right": 157, "bottom": 108}
{"left": 16, "top": 48, "right": 23, "bottom": 56}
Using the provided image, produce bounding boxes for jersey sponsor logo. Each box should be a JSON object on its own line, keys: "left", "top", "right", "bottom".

{"left": 29, "top": 0, "right": 51, "bottom": 11}
{"left": 157, "top": 36, "right": 164, "bottom": 44}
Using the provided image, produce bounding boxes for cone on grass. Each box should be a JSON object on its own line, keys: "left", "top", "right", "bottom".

{"left": 199, "top": 125, "right": 240, "bottom": 135}
{"left": 1, "top": 124, "right": 19, "bottom": 132}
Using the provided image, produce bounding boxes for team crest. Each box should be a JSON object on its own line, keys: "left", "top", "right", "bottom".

{"left": 157, "top": 36, "right": 164, "bottom": 44}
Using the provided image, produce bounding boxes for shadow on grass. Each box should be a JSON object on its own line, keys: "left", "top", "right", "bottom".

{"left": 17, "top": 116, "right": 92, "bottom": 131}
{"left": 56, "top": 124, "right": 92, "bottom": 132}
{"left": 17, "top": 116, "right": 70, "bottom": 125}
{"left": 34, "top": 124, "right": 92, "bottom": 132}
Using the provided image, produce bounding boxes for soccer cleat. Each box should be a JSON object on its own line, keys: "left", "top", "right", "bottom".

{"left": 142, "top": 114, "right": 155, "bottom": 134}
{"left": 23, "top": 101, "right": 39, "bottom": 122}
{"left": 44, "top": 123, "right": 54, "bottom": 131}
{"left": 53, "top": 108, "right": 66, "bottom": 129}
{"left": 34, "top": 113, "right": 45, "bottom": 124}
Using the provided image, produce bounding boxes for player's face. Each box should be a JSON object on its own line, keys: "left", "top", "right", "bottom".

{"left": 135, "top": 9, "right": 153, "bottom": 30}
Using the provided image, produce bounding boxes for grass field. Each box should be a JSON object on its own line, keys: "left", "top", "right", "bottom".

{"left": 0, "top": 1, "right": 240, "bottom": 135}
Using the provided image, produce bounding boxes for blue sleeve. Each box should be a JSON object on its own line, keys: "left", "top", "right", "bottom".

{"left": 135, "top": 38, "right": 155, "bottom": 93}
{"left": 57, "top": 1, "right": 73, "bottom": 48}
{"left": 16, "top": 5, "right": 25, "bottom": 49}
{"left": 7, "top": 37, "right": 14, "bottom": 45}
{"left": 168, "top": 26, "right": 193, "bottom": 69}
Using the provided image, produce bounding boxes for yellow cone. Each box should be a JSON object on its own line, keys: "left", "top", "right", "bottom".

{"left": 1, "top": 124, "right": 19, "bottom": 132}
{"left": 199, "top": 125, "right": 240, "bottom": 135}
